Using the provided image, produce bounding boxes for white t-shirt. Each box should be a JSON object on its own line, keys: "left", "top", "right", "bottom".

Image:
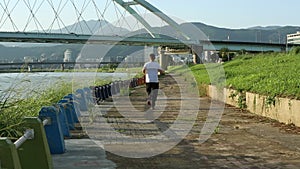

{"left": 143, "top": 61, "right": 162, "bottom": 83}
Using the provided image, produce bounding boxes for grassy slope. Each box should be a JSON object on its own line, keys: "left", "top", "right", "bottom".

{"left": 224, "top": 53, "right": 300, "bottom": 99}
{"left": 187, "top": 53, "right": 300, "bottom": 99}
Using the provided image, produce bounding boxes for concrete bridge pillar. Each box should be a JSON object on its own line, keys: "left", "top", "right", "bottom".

{"left": 158, "top": 47, "right": 168, "bottom": 70}
{"left": 61, "top": 64, "right": 65, "bottom": 71}
{"left": 27, "top": 65, "right": 32, "bottom": 72}
{"left": 192, "top": 45, "right": 203, "bottom": 64}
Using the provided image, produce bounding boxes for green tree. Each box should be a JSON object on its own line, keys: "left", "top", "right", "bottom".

{"left": 219, "top": 47, "right": 234, "bottom": 61}
{"left": 238, "top": 49, "right": 247, "bottom": 55}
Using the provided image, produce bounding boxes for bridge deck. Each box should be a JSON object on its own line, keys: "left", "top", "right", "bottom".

{"left": 0, "top": 32, "right": 195, "bottom": 47}
{"left": 1, "top": 32, "right": 297, "bottom": 52}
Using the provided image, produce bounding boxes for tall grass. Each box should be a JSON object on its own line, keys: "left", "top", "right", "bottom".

{"left": 224, "top": 52, "right": 300, "bottom": 99}
{"left": 0, "top": 69, "right": 143, "bottom": 138}
{"left": 184, "top": 50, "right": 300, "bottom": 99}
{"left": 0, "top": 80, "right": 71, "bottom": 138}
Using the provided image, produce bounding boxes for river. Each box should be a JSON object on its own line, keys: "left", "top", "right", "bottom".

{"left": 0, "top": 72, "right": 130, "bottom": 96}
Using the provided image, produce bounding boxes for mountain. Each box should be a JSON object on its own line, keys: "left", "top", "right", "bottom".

{"left": 48, "top": 19, "right": 300, "bottom": 44}
{"left": 175, "top": 22, "right": 300, "bottom": 43}
{"left": 129, "top": 22, "right": 300, "bottom": 43}
{"left": 50, "top": 19, "right": 130, "bottom": 35}
{"left": 248, "top": 26, "right": 282, "bottom": 30}
{"left": 0, "top": 44, "right": 83, "bottom": 62}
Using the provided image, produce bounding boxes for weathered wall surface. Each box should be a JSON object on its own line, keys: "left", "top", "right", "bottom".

{"left": 207, "top": 85, "right": 300, "bottom": 127}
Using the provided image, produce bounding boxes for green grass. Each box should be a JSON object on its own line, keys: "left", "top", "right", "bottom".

{"left": 224, "top": 53, "right": 300, "bottom": 99}
{"left": 180, "top": 51, "right": 300, "bottom": 99}
{"left": 168, "top": 63, "right": 225, "bottom": 96}
{"left": 0, "top": 81, "right": 72, "bottom": 138}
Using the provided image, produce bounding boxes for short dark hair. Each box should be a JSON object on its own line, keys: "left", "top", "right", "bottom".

{"left": 149, "top": 53, "right": 155, "bottom": 57}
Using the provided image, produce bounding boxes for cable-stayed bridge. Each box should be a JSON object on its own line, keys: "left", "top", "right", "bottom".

{"left": 0, "top": 0, "right": 291, "bottom": 69}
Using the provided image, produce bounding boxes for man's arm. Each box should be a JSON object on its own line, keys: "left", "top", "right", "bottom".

{"left": 142, "top": 67, "right": 146, "bottom": 74}
{"left": 158, "top": 68, "right": 165, "bottom": 75}
{"left": 142, "top": 63, "right": 147, "bottom": 74}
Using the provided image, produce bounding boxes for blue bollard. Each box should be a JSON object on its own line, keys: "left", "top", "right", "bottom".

{"left": 39, "top": 106, "right": 65, "bottom": 154}
{"left": 132, "top": 78, "right": 137, "bottom": 88}
{"left": 100, "top": 86, "right": 106, "bottom": 100}
{"left": 103, "top": 85, "right": 109, "bottom": 98}
{"left": 62, "top": 95, "right": 81, "bottom": 116}
{"left": 95, "top": 86, "right": 104, "bottom": 103}
{"left": 58, "top": 100, "right": 75, "bottom": 130}
{"left": 110, "top": 83, "right": 115, "bottom": 96}
{"left": 67, "top": 94, "right": 76, "bottom": 100}
{"left": 76, "top": 89, "right": 88, "bottom": 111}
{"left": 83, "top": 87, "right": 93, "bottom": 103}
{"left": 66, "top": 102, "right": 80, "bottom": 123}
{"left": 55, "top": 104, "right": 71, "bottom": 138}
{"left": 72, "top": 100, "right": 81, "bottom": 119}
{"left": 94, "top": 86, "right": 100, "bottom": 99}
{"left": 124, "top": 80, "right": 130, "bottom": 88}
{"left": 106, "top": 84, "right": 112, "bottom": 97}
{"left": 131, "top": 79, "right": 135, "bottom": 88}
{"left": 116, "top": 81, "right": 121, "bottom": 94}
{"left": 91, "top": 86, "right": 98, "bottom": 104}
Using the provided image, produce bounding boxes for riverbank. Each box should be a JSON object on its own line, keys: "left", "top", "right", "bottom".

{"left": 169, "top": 51, "right": 300, "bottom": 127}
{"left": 0, "top": 70, "right": 144, "bottom": 138}
{"left": 169, "top": 52, "right": 300, "bottom": 100}
{"left": 0, "top": 69, "right": 57, "bottom": 73}
{"left": 0, "top": 66, "right": 143, "bottom": 74}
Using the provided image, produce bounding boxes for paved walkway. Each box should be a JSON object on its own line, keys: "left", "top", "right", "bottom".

{"left": 53, "top": 75, "right": 300, "bottom": 169}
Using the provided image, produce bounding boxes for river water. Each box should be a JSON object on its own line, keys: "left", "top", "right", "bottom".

{"left": 0, "top": 72, "right": 130, "bottom": 97}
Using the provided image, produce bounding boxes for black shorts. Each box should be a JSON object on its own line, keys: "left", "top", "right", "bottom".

{"left": 146, "top": 82, "right": 159, "bottom": 95}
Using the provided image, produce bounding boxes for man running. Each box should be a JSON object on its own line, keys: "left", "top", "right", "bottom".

{"left": 142, "top": 53, "right": 165, "bottom": 109}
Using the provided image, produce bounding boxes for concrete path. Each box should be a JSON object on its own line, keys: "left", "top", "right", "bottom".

{"left": 53, "top": 75, "right": 300, "bottom": 169}
{"left": 52, "top": 139, "right": 116, "bottom": 169}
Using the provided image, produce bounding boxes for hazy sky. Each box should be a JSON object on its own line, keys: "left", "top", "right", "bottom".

{"left": 148, "top": 0, "right": 300, "bottom": 29}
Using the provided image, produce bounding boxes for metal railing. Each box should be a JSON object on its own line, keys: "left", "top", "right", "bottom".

{"left": 13, "top": 119, "right": 49, "bottom": 149}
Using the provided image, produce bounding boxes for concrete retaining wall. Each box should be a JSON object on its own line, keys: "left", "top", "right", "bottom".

{"left": 207, "top": 85, "right": 300, "bottom": 127}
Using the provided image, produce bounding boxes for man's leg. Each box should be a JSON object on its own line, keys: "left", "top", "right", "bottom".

{"left": 146, "top": 83, "right": 152, "bottom": 105}
{"left": 151, "top": 83, "right": 159, "bottom": 109}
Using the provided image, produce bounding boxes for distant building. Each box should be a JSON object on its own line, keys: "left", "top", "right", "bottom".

{"left": 48, "top": 53, "right": 63, "bottom": 62}
{"left": 287, "top": 32, "right": 300, "bottom": 44}
{"left": 24, "top": 56, "right": 34, "bottom": 63}
{"left": 64, "top": 49, "right": 74, "bottom": 62}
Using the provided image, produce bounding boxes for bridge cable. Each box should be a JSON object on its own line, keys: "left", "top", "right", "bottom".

{"left": 112, "top": 0, "right": 135, "bottom": 35}
{"left": 23, "top": 0, "right": 46, "bottom": 33}
{"left": 112, "top": 0, "right": 123, "bottom": 35}
{"left": 46, "top": 0, "right": 70, "bottom": 34}
{"left": 132, "top": 3, "right": 143, "bottom": 31}
{"left": 100, "top": 0, "right": 116, "bottom": 35}
{"left": 0, "top": 0, "right": 20, "bottom": 31}
{"left": 70, "top": 0, "right": 85, "bottom": 34}
{"left": 79, "top": 0, "right": 94, "bottom": 34}
{"left": 22, "top": 0, "right": 46, "bottom": 33}
{"left": 91, "top": 0, "right": 105, "bottom": 34}
{"left": 70, "top": 0, "right": 93, "bottom": 34}
{"left": 91, "top": 0, "right": 107, "bottom": 35}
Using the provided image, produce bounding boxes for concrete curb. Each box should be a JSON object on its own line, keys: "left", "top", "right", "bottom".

{"left": 207, "top": 85, "right": 300, "bottom": 127}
